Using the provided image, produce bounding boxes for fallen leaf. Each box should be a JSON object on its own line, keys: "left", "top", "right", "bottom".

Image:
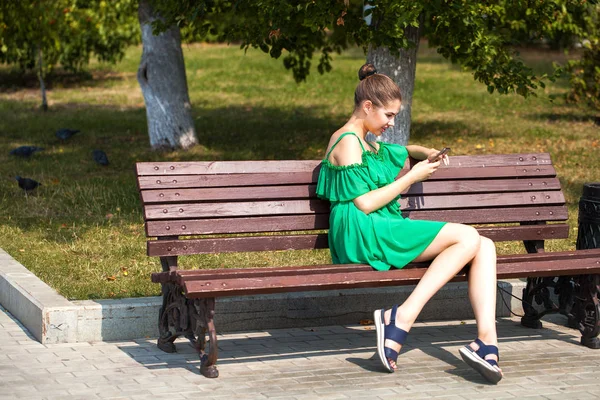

{"left": 106, "top": 275, "right": 116, "bottom": 281}
{"left": 19, "top": 249, "right": 25, "bottom": 252}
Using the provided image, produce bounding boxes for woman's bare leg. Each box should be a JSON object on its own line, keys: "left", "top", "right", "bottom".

{"left": 465, "top": 236, "right": 501, "bottom": 373}
{"left": 381, "top": 223, "right": 498, "bottom": 370}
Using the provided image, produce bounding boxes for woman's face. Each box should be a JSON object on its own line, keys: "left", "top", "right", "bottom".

{"left": 366, "top": 99, "right": 401, "bottom": 136}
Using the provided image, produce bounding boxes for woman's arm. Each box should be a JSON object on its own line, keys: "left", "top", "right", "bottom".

{"left": 353, "top": 158, "right": 440, "bottom": 214}
{"left": 406, "top": 145, "right": 438, "bottom": 161}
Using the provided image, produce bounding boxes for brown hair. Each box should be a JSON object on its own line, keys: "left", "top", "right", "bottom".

{"left": 354, "top": 64, "right": 402, "bottom": 109}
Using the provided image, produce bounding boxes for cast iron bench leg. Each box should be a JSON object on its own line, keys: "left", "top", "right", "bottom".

{"left": 156, "top": 283, "right": 220, "bottom": 376}
{"left": 573, "top": 274, "right": 600, "bottom": 349}
{"left": 157, "top": 282, "right": 181, "bottom": 353}
{"left": 191, "top": 297, "right": 219, "bottom": 378}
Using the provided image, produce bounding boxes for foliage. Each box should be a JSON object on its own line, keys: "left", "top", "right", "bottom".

{"left": 149, "top": 0, "right": 591, "bottom": 98}
{"left": 563, "top": 4, "right": 600, "bottom": 110}
{"left": 0, "top": 0, "right": 140, "bottom": 74}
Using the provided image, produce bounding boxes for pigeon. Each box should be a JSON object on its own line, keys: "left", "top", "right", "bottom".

{"left": 15, "top": 176, "right": 41, "bottom": 193}
{"left": 10, "top": 146, "right": 45, "bottom": 158}
{"left": 55, "top": 128, "right": 80, "bottom": 141}
{"left": 92, "top": 149, "right": 109, "bottom": 166}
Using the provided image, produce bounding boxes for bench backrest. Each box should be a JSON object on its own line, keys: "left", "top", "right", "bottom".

{"left": 135, "top": 153, "right": 569, "bottom": 259}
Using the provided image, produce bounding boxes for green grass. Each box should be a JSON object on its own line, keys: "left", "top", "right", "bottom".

{"left": 1, "top": 43, "right": 598, "bottom": 300}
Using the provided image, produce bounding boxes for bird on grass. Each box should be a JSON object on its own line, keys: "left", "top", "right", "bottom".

{"left": 55, "top": 128, "right": 80, "bottom": 141}
{"left": 92, "top": 149, "right": 109, "bottom": 166}
{"left": 10, "top": 146, "right": 45, "bottom": 158}
{"left": 15, "top": 176, "right": 41, "bottom": 195}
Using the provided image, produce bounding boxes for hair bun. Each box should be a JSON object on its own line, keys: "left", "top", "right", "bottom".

{"left": 358, "top": 64, "right": 377, "bottom": 81}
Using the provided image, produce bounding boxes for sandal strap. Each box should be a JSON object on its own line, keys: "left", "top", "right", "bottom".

{"left": 474, "top": 338, "right": 500, "bottom": 362}
{"left": 383, "top": 305, "right": 408, "bottom": 362}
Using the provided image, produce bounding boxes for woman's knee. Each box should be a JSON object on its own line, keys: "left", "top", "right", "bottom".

{"left": 457, "top": 225, "right": 482, "bottom": 257}
{"left": 479, "top": 236, "right": 497, "bottom": 257}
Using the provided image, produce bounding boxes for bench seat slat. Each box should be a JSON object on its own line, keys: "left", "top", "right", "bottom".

{"left": 147, "top": 225, "right": 569, "bottom": 257}
{"left": 139, "top": 178, "right": 562, "bottom": 204}
{"left": 181, "top": 249, "right": 600, "bottom": 298}
{"left": 150, "top": 245, "right": 594, "bottom": 285}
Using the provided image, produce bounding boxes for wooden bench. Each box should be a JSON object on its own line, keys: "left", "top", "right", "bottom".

{"left": 135, "top": 153, "right": 600, "bottom": 378}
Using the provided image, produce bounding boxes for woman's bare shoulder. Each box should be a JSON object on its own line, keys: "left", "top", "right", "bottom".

{"left": 325, "top": 131, "right": 363, "bottom": 166}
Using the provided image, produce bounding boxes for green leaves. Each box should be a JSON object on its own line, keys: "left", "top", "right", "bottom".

{"left": 147, "top": 0, "right": 595, "bottom": 101}
{"left": 0, "top": 0, "right": 140, "bottom": 75}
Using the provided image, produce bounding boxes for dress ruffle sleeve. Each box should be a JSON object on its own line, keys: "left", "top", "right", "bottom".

{"left": 380, "top": 143, "right": 409, "bottom": 170}
{"left": 316, "top": 162, "right": 377, "bottom": 202}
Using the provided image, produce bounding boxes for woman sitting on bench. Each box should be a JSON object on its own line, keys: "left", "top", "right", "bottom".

{"left": 316, "top": 63, "right": 503, "bottom": 384}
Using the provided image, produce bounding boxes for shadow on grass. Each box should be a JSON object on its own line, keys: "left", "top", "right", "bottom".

{"left": 534, "top": 112, "right": 600, "bottom": 126}
{"left": 0, "top": 98, "right": 343, "bottom": 243}
{"left": 0, "top": 68, "right": 127, "bottom": 92}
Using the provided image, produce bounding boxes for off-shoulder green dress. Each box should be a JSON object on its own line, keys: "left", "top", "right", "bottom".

{"left": 316, "top": 132, "right": 446, "bottom": 271}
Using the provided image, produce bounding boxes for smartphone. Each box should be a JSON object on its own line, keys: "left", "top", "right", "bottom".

{"left": 429, "top": 147, "right": 450, "bottom": 162}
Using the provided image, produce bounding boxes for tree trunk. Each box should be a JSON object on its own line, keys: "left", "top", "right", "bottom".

{"left": 367, "top": 25, "right": 421, "bottom": 145}
{"left": 137, "top": 0, "right": 198, "bottom": 150}
{"left": 37, "top": 46, "right": 48, "bottom": 112}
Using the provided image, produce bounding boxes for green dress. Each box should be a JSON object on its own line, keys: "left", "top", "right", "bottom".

{"left": 316, "top": 132, "right": 446, "bottom": 271}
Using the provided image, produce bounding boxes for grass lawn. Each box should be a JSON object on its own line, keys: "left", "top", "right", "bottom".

{"left": 0, "top": 43, "right": 598, "bottom": 300}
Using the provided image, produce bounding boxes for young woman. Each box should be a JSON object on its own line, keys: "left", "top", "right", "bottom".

{"left": 316, "top": 64, "right": 503, "bottom": 384}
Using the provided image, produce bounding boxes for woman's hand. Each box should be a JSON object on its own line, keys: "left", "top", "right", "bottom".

{"left": 408, "top": 159, "right": 441, "bottom": 183}
{"left": 426, "top": 148, "right": 450, "bottom": 165}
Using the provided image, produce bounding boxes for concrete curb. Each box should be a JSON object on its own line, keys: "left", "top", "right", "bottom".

{"left": 0, "top": 247, "right": 526, "bottom": 344}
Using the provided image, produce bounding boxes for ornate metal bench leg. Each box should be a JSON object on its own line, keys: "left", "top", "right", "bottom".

{"left": 573, "top": 274, "right": 600, "bottom": 349}
{"left": 521, "top": 277, "right": 544, "bottom": 329}
{"left": 157, "top": 282, "right": 183, "bottom": 353}
{"left": 189, "top": 297, "right": 219, "bottom": 378}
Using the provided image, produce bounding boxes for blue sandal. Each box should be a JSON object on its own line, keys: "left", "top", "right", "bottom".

{"left": 459, "top": 338, "right": 503, "bottom": 384}
{"left": 374, "top": 305, "right": 408, "bottom": 372}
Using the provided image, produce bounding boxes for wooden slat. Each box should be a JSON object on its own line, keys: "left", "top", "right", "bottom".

{"left": 400, "top": 190, "right": 564, "bottom": 210}
{"left": 146, "top": 225, "right": 569, "bottom": 257}
{"left": 135, "top": 153, "right": 552, "bottom": 177}
{"left": 145, "top": 214, "right": 329, "bottom": 236}
{"left": 151, "top": 244, "right": 590, "bottom": 285}
{"left": 145, "top": 206, "right": 568, "bottom": 237}
{"left": 144, "top": 190, "right": 563, "bottom": 220}
{"left": 181, "top": 249, "right": 600, "bottom": 298}
{"left": 137, "top": 164, "right": 557, "bottom": 190}
{"left": 137, "top": 172, "right": 318, "bottom": 190}
{"left": 144, "top": 199, "right": 330, "bottom": 220}
{"left": 153, "top": 248, "right": 600, "bottom": 285}
{"left": 402, "top": 206, "right": 568, "bottom": 224}
{"left": 403, "top": 177, "right": 561, "bottom": 196}
{"left": 139, "top": 178, "right": 562, "bottom": 204}
{"left": 136, "top": 160, "right": 320, "bottom": 176}
{"left": 409, "top": 165, "right": 557, "bottom": 180}
{"left": 141, "top": 185, "right": 316, "bottom": 203}
{"left": 148, "top": 234, "right": 328, "bottom": 256}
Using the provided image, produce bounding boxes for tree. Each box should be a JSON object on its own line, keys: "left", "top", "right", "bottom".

{"left": 137, "top": 0, "right": 197, "bottom": 150}
{"left": 0, "top": 0, "right": 139, "bottom": 110}
{"left": 563, "top": 3, "right": 600, "bottom": 110}
{"left": 149, "top": 0, "right": 592, "bottom": 145}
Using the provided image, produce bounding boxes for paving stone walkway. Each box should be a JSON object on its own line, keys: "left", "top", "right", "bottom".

{"left": 1, "top": 304, "right": 600, "bottom": 400}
